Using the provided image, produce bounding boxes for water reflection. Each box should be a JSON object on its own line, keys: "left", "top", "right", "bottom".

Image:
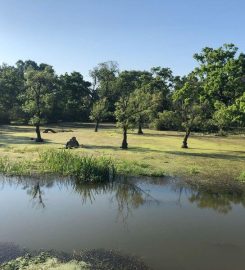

{"left": 1, "top": 176, "right": 245, "bottom": 216}
{"left": 188, "top": 188, "right": 245, "bottom": 214}
{"left": 28, "top": 182, "right": 45, "bottom": 208}
{"left": 0, "top": 176, "right": 160, "bottom": 222}
{"left": 72, "top": 178, "right": 159, "bottom": 223}
{"left": 1, "top": 176, "right": 245, "bottom": 270}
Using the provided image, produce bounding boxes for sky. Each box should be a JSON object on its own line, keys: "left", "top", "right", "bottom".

{"left": 0, "top": 0, "right": 245, "bottom": 80}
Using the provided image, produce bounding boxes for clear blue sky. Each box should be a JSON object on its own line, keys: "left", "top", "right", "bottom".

{"left": 0, "top": 0, "right": 244, "bottom": 80}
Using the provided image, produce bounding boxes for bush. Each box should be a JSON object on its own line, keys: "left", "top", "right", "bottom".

{"left": 151, "top": 111, "right": 181, "bottom": 131}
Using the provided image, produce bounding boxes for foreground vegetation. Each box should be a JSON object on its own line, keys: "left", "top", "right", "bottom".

{"left": 1, "top": 253, "right": 89, "bottom": 270}
{"left": 0, "top": 244, "right": 150, "bottom": 270}
{"left": 0, "top": 124, "right": 245, "bottom": 187}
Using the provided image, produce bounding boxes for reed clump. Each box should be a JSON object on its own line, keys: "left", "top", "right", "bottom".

{"left": 39, "top": 150, "right": 116, "bottom": 183}
{"left": 0, "top": 157, "right": 32, "bottom": 176}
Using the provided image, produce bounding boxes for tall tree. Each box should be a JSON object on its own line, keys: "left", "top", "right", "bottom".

{"left": 0, "top": 64, "right": 24, "bottom": 123}
{"left": 115, "top": 89, "right": 155, "bottom": 149}
{"left": 22, "top": 66, "right": 56, "bottom": 142}
{"left": 173, "top": 74, "right": 206, "bottom": 148}
{"left": 59, "top": 72, "right": 92, "bottom": 121}
{"left": 90, "top": 61, "right": 119, "bottom": 116}
{"left": 89, "top": 98, "right": 109, "bottom": 132}
{"left": 150, "top": 67, "right": 174, "bottom": 111}
{"left": 130, "top": 88, "right": 160, "bottom": 134}
{"left": 194, "top": 44, "right": 245, "bottom": 131}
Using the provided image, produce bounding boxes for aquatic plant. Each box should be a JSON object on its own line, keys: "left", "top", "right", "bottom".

{"left": 39, "top": 150, "right": 116, "bottom": 183}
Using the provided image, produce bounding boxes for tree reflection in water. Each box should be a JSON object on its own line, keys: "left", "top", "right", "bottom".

{"left": 188, "top": 188, "right": 245, "bottom": 214}
{"left": 72, "top": 177, "right": 159, "bottom": 223}
{"left": 26, "top": 182, "right": 48, "bottom": 209}
{"left": 1, "top": 176, "right": 245, "bottom": 216}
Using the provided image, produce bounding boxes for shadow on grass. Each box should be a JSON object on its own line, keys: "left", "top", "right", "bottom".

{"left": 0, "top": 125, "right": 34, "bottom": 133}
{"left": 83, "top": 144, "right": 164, "bottom": 153}
{"left": 135, "top": 132, "right": 184, "bottom": 138}
{"left": 0, "top": 133, "right": 60, "bottom": 145}
{"left": 191, "top": 148, "right": 245, "bottom": 155}
{"left": 165, "top": 151, "right": 245, "bottom": 161}
{"left": 48, "top": 122, "right": 116, "bottom": 129}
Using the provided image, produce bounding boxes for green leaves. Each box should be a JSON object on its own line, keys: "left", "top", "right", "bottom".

{"left": 23, "top": 66, "right": 57, "bottom": 125}
{"left": 89, "top": 98, "right": 109, "bottom": 122}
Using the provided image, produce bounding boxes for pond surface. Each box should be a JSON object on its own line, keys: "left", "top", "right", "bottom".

{"left": 0, "top": 176, "right": 245, "bottom": 270}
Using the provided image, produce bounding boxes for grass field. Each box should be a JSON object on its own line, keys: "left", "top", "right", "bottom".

{"left": 0, "top": 123, "right": 245, "bottom": 185}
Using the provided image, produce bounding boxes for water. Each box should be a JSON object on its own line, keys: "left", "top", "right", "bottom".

{"left": 0, "top": 176, "right": 245, "bottom": 270}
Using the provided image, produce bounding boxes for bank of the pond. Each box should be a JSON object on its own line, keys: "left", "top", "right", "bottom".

{"left": 0, "top": 148, "right": 245, "bottom": 191}
{"left": 1, "top": 253, "right": 89, "bottom": 270}
{"left": 0, "top": 244, "right": 150, "bottom": 270}
{"left": 0, "top": 149, "right": 165, "bottom": 181}
{"left": 0, "top": 153, "right": 245, "bottom": 197}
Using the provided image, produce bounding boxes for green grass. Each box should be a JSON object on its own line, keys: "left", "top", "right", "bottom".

{"left": 0, "top": 123, "right": 245, "bottom": 185}
{"left": 238, "top": 171, "right": 245, "bottom": 183}
{"left": 0, "top": 157, "right": 33, "bottom": 176}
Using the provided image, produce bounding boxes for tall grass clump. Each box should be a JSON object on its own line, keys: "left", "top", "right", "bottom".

{"left": 0, "top": 157, "right": 32, "bottom": 176}
{"left": 39, "top": 150, "right": 116, "bottom": 183}
{"left": 237, "top": 171, "right": 245, "bottom": 183}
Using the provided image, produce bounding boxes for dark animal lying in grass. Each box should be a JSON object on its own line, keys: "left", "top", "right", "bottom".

{"left": 65, "top": 137, "right": 80, "bottom": 149}
{"left": 43, "top": 128, "right": 57, "bottom": 133}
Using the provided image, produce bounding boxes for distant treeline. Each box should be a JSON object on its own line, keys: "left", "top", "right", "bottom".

{"left": 0, "top": 43, "right": 245, "bottom": 147}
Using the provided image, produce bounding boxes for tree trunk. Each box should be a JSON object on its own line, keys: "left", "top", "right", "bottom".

{"left": 137, "top": 122, "right": 143, "bottom": 135}
{"left": 35, "top": 124, "right": 43, "bottom": 142}
{"left": 95, "top": 121, "right": 99, "bottom": 132}
{"left": 181, "top": 129, "right": 190, "bottom": 148}
{"left": 121, "top": 127, "right": 128, "bottom": 149}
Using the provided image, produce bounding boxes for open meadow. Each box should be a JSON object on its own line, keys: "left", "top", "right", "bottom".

{"left": 1, "top": 123, "right": 245, "bottom": 186}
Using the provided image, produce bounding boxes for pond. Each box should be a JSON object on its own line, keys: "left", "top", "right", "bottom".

{"left": 0, "top": 176, "right": 245, "bottom": 270}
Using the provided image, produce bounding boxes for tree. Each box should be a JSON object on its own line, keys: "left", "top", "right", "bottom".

{"left": 58, "top": 72, "right": 92, "bottom": 121}
{"left": 115, "top": 89, "right": 155, "bottom": 149}
{"left": 0, "top": 64, "right": 24, "bottom": 123}
{"left": 173, "top": 74, "right": 206, "bottom": 148}
{"left": 232, "top": 93, "right": 245, "bottom": 125}
{"left": 90, "top": 61, "right": 119, "bottom": 116}
{"left": 150, "top": 67, "right": 174, "bottom": 111}
{"left": 89, "top": 98, "right": 109, "bottom": 132}
{"left": 130, "top": 88, "right": 160, "bottom": 134}
{"left": 194, "top": 44, "right": 245, "bottom": 131}
{"left": 22, "top": 66, "right": 56, "bottom": 142}
{"left": 213, "top": 101, "right": 234, "bottom": 133}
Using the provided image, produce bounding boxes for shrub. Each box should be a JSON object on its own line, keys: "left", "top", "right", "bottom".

{"left": 152, "top": 111, "right": 181, "bottom": 131}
